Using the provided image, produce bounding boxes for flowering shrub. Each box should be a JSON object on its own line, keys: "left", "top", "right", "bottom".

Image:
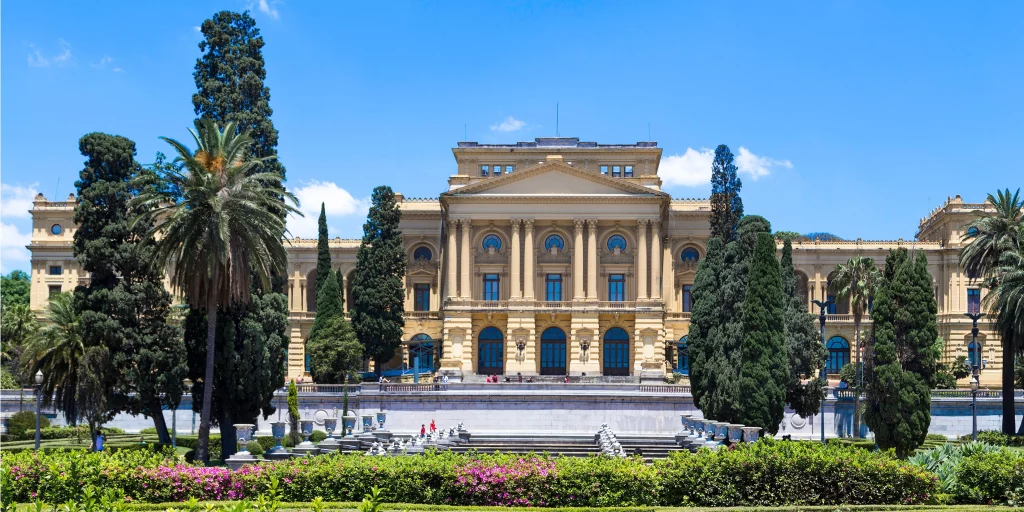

{"left": 447, "top": 456, "right": 555, "bottom": 506}
{"left": 655, "top": 438, "right": 938, "bottom": 506}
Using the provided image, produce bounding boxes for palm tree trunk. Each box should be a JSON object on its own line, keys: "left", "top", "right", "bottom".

{"left": 196, "top": 270, "right": 218, "bottom": 462}
{"left": 1005, "top": 333, "right": 1017, "bottom": 435}
{"left": 853, "top": 313, "right": 862, "bottom": 438}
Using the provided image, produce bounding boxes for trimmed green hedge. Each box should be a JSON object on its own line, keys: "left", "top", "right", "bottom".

{"left": 961, "top": 430, "right": 1024, "bottom": 447}
{"left": 0, "top": 440, "right": 949, "bottom": 506}
{"left": 954, "top": 449, "right": 1024, "bottom": 504}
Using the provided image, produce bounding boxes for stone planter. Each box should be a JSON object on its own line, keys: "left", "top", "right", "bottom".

{"left": 361, "top": 414, "right": 374, "bottom": 432}
{"left": 726, "top": 424, "right": 744, "bottom": 443}
{"left": 233, "top": 424, "right": 255, "bottom": 454}
{"left": 376, "top": 412, "right": 387, "bottom": 430}
{"left": 264, "top": 422, "right": 291, "bottom": 460}
{"left": 741, "top": 426, "right": 762, "bottom": 443}
{"left": 343, "top": 413, "right": 356, "bottom": 437}
{"left": 293, "top": 419, "right": 318, "bottom": 457}
{"left": 319, "top": 418, "right": 341, "bottom": 453}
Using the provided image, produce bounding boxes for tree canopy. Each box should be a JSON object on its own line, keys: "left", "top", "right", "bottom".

{"left": 709, "top": 145, "right": 743, "bottom": 242}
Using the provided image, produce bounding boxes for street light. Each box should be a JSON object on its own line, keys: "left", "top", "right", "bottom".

{"left": 964, "top": 311, "right": 985, "bottom": 441}
{"left": 34, "top": 370, "right": 44, "bottom": 450}
{"left": 812, "top": 298, "right": 834, "bottom": 444}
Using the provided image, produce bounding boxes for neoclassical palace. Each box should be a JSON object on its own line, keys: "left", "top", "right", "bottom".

{"left": 26, "top": 137, "right": 1001, "bottom": 385}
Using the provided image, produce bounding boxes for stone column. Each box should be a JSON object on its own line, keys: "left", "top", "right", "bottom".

{"left": 460, "top": 219, "right": 471, "bottom": 300}
{"left": 573, "top": 219, "right": 584, "bottom": 300}
{"left": 510, "top": 219, "right": 521, "bottom": 299}
{"left": 637, "top": 220, "right": 648, "bottom": 300}
{"left": 650, "top": 221, "right": 661, "bottom": 300}
{"left": 290, "top": 268, "right": 301, "bottom": 311}
{"left": 523, "top": 220, "right": 535, "bottom": 299}
{"left": 662, "top": 239, "right": 673, "bottom": 309}
{"left": 587, "top": 219, "right": 598, "bottom": 300}
{"left": 446, "top": 220, "right": 458, "bottom": 299}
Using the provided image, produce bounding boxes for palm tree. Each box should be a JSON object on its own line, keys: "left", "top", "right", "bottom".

{"left": 21, "top": 293, "right": 85, "bottom": 424}
{"left": 134, "top": 119, "right": 298, "bottom": 461}
{"left": 831, "top": 256, "right": 880, "bottom": 438}
{"left": 961, "top": 188, "right": 1024, "bottom": 434}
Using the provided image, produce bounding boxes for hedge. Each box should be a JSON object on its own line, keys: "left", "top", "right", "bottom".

{"left": 953, "top": 449, "right": 1024, "bottom": 505}
{"left": 0, "top": 440, "right": 950, "bottom": 506}
{"left": 961, "top": 430, "right": 1024, "bottom": 447}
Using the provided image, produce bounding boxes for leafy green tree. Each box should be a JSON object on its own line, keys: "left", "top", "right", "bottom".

{"left": 960, "top": 188, "right": 1023, "bottom": 434}
{"left": 193, "top": 10, "right": 284, "bottom": 182}
{"left": 738, "top": 233, "right": 790, "bottom": 433}
{"left": 76, "top": 346, "right": 113, "bottom": 446}
{"left": 351, "top": 186, "right": 406, "bottom": 372}
{"left": 307, "top": 268, "right": 363, "bottom": 383}
{"left": 287, "top": 379, "right": 300, "bottom": 445}
{"left": 709, "top": 145, "right": 743, "bottom": 243}
{"left": 21, "top": 293, "right": 84, "bottom": 424}
{"left": 780, "top": 238, "right": 827, "bottom": 416}
{"left": 135, "top": 119, "right": 296, "bottom": 461}
{"left": 1, "top": 270, "right": 35, "bottom": 385}
{"left": 1, "top": 270, "right": 31, "bottom": 307}
{"left": 316, "top": 203, "right": 332, "bottom": 294}
{"left": 864, "top": 250, "right": 939, "bottom": 457}
{"left": 830, "top": 256, "right": 880, "bottom": 437}
{"left": 72, "top": 132, "right": 186, "bottom": 443}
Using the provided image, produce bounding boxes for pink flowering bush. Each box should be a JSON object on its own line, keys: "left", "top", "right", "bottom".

{"left": 445, "top": 456, "right": 556, "bottom": 507}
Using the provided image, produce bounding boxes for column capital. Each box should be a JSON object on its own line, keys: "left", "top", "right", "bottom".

{"left": 587, "top": 218, "right": 600, "bottom": 227}
{"left": 637, "top": 218, "right": 650, "bottom": 227}
{"left": 510, "top": 218, "right": 521, "bottom": 228}
{"left": 574, "top": 219, "right": 584, "bottom": 230}
{"left": 523, "top": 219, "right": 535, "bottom": 230}
{"left": 460, "top": 218, "right": 471, "bottom": 227}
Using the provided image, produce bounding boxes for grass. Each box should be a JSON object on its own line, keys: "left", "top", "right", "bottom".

{"left": 10, "top": 504, "right": 1018, "bottom": 512}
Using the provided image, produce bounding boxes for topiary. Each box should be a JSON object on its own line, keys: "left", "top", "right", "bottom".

{"left": 6, "top": 410, "right": 48, "bottom": 440}
{"left": 310, "top": 430, "right": 327, "bottom": 443}
{"left": 245, "top": 439, "right": 264, "bottom": 455}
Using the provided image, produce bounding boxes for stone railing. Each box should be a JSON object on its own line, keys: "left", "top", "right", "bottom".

{"left": 834, "top": 388, "right": 1012, "bottom": 400}
{"left": 405, "top": 311, "right": 442, "bottom": 320}
{"left": 666, "top": 312, "right": 691, "bottom": 320}
{"left": 824, "top": 314, "right": 871, "bottom": 323}
{"left": 443, "top": 300, "right": 646, "bottom": 313}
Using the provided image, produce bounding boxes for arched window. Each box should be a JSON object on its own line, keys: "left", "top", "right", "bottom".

{"left": 482, "top": 234, "right": 502, "bottom": 251}
{"left": 607, "top": 235, "right": 627, "bottom": 252}
{"left": 826, "top": 336, "right": 850, "bottom": 374}
{"left": 967, "top": 341, "right": 982, "bottom": 368}
{"left": 413, "top": 246, "right": 432, "bottom": 261}
{"left": 603, "top": 328, "right": 630, "bottom": 376}
{"left": 677, "top": 336, "right": 689, "bottom": 375}
{"left": 478, "top": 327, "right": 504, "bottom": 375}
{"left": 544, "top": 234, "right": 565, "bottom": 251}
{"left": 540, "top": 327, "right": 567, "bottom": 376}
{"left": 680, "top": 247, "right": 700, "bottom": 263}
{"left": 409, "top": 333, "right": 435, "bottom": 371}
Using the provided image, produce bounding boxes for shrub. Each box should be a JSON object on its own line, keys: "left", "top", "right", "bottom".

{"left": 908, "top": 441, "right": 1003, "bottom": 494}
{"left": 925, "top": 433, "right": 949, "bottom": 442}
{"left": 244, "top": 440, "right": 264, "bottom": 456}
{"left": 5, "top": 410, "right": 48, "bottom": 440}
{"left": 952, "top": 448, "right": 1024, "bottom": 505}
{"left": 255, "top": 436, "right": 278, "bottom": 452}
{"left": 38, "top": 425, "right": 125, "bottom": 440}
{"left": 656, "top": 438, "right": 937, "bottom": 506}
{"left": 961, "top": 430, "right": 1024, "bottom": 447}
{"left": 310, "top": 430, "right": 327, "bottom": 443}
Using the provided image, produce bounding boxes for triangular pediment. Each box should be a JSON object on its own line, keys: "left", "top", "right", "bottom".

{"left": 446, "top": 161, "right": 665, "bottom": 198}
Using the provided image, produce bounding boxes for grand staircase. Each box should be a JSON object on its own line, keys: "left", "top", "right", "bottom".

{"left": 444, "top": 433, "right": 686, "bottom": 461}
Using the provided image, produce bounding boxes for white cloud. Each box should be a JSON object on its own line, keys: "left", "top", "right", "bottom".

{"left": 26, "top": 39, "right": 72, "bottom": 67}
{"left": 490, "top": 116, "right": 526, "bottom": 133}
{"left": 286, "top": 180, "right": 369, "bottom": 238}
{"left": 1, "top": 183, "right": 40, "bottom": 219}
{"left": 659, "top": 148, "right": 715, "bottom": 187}
{"left": 92, "top": 56, "right": 121, "bottom": 72}
{"left": 257, "top": 0, "right": 280, "bottom": 19}
{"left": 735, "top": 146, "right": 792, "bottom": 180}
{"left": 193, "top": 26, "right": 202, "bottom": 32}
{"left": 660, "top": 146, "right": 792, "bottom": 187}
{"left": 0, "top": 222, "right": 32, "bottom": 274}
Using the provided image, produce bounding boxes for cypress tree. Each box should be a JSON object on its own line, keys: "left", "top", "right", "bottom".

{"left": 72, "top": 133, "right": 186, "bottom": 443}
{"left": 709, "top": 145, "right": 744, "bottom": 242}
{"left": 687, "top": 237, "right": 726, "bottom": 413}
{"left": 335, "top": 269, "right": 345, "bottom": 311}
{"left": 864, "top": 250, "right": 938, "bottom": 457}
{"left": 780, "top": 238, "right": 827, "bottom": 416}
{"left": 351, "top": 186, "right": 407, "bottom": 372}
{"left": 316, "top": 203, "right": 332, "bottom": 293}
{"left": 738, "top": 233, "right": 790, "bottom": 433}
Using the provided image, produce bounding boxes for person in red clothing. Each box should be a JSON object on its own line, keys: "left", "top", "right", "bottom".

{"left": 430, "top": 419, "right": 436, "bottom": 433}
{"left": 420, "top": 424, "right": 426, "bottom": 437}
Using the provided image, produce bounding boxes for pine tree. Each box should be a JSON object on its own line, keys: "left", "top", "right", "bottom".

{"left": 286, "top": 379, "right": 300, "bottom": 445}
{"left": 864, "top": 250, "right": 938, "bottom": 457}
{"left": 780, "top": 238, "right": 827, "bottom": 416}
{"left": 335, "top": 269, "right": 345, "bottom": 311}
{"left": 72, "top": 133, "right": 186, "bottom": 444}
{"left": 307, "top": 270, "right": 363, "bottom": 383}
{"left": 687, "top": 237, "right": 732, "bottom": 416}
{"left": 738, "top": 233, "right": 790, "bottom": 433}
{"left": 316, "top": 203, "right": 332, "bottom": 293}
{"left": 351, "top": 186, "right": 406, "bottom": 371}
{"left": 709, "top": 145, "right": 744, "bottom": 242}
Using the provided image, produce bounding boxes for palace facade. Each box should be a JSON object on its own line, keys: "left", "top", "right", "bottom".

{"left": 26, "top": 137, "right": 1001, "bottom": 385}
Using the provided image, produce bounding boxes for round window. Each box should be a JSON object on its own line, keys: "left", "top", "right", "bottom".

{"left": 50, "top": 224, "right": 63, "bottom": 235}
{"left": 966, "top": 226, "right": 980, "bottom": 237}
{"left": 607, "top": 235, "right": 627, "bottom": 251}
{"left": 681, "top": 247, "right": 700, "bottom": 263}
{"left": 544, "top": 234, "right": 564, "bottom": 251}
{"left": 413, "top": 246, "right": 432, "bottom": 261}
{"left": 482, "top": 234, "right": 502, "bottom": 251}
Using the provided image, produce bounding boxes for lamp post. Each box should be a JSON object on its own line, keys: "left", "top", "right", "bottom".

{"left": 964, "top": 311, "right": 985, "bottom": 441}
{"left": 34, "top": 370, "right": 44, "bottom": 450}
{"left": 812, "top": 298, "right": 834, "bottom": 444}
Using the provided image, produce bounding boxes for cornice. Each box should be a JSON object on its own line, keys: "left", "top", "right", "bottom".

{"left": 447, "top": 195, "right": 665, "bottom": 205}
{"left": 443, "top": 160, "right": 669, "bottom": 198}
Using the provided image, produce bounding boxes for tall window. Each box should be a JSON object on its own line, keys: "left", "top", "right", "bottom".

{"left": 826, "top": 336, "right": 850, "bottom": 374}
{"left": 608, "top": 274, "right": 625, "bottom": 301}
{"left": 540, "top": 327, "right": 567, "bottom": 375}
{"left": 624, "top": 165, "right": 633, "bottom": 177}
{"left": 682, "top": 285, "right": 693, "bottom": 312}
{"left": 677, "top": 336, "right": 689, "bottom": 375}
{"left": 305, "top": 350, "right": 311, "bottom": 373}
{"left": 478, "top": 327, "right": 504, "bottom": 374}
{"left": 483, "top": 273, "right": 500, "bottom": 301}
{"left": 48, "top": 285, "right": 61, "bottom": 298}
{"left": 48, "top": 266, "right": 62, "bottom": 275}
{"left": 967, "top": 340, "right": 982, "bottom": 369}
{"left": 414, "top": 284, "right": 430, "bottom": 311}
{"left": 409, "top": 334, "right": 434, "bottom": 371}
{"left": 967, "top": 288, "right": 981, "bottom": 314}
{"left": 603, "top": 327, "right": 630, "bottom": 376}
{"left": 545, "top": 274, "right": 563, "bottom": 301}
{"left": 827, "top": 295, "right": 837, "bottom": 314}
{"left": 480, "top": 165, "right": 489, "bottom": 177}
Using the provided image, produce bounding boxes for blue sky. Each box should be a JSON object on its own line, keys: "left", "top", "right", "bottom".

{"left": 3, "top": 1, "right": 1022, "bottom": 273}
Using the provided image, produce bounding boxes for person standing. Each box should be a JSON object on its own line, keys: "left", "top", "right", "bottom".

{"left": 430, "top": 419, "right": 436, "bottom": 433}
{"left": 420, "top": 424, "right": 426, "bottom": 437}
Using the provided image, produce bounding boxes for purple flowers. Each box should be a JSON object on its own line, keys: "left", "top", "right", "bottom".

{"left": 450, "top": 457, "right": 556, "bottom": 507}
